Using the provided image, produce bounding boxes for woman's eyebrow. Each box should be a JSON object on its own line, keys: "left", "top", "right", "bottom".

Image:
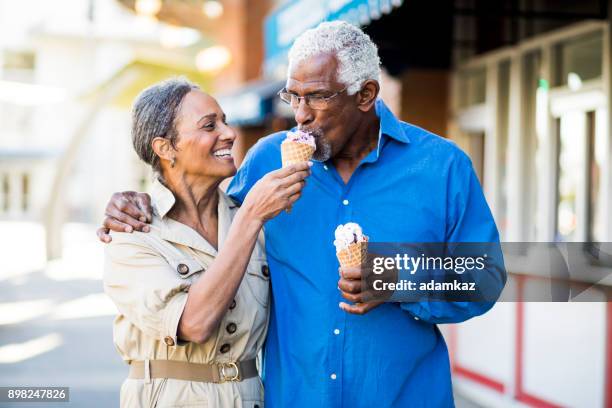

{"left": 197, "top": 113, "right": 217, "bottom": 125}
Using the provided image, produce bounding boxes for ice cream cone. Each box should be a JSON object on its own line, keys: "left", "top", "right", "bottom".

{"left": 336, "top": 240, "right": 368, "bottom": 268}
{"left": 281, "top": 140, "right": 315, "bottom": 167}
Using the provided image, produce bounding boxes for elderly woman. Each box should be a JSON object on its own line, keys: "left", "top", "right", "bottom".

{"left": 103, "top": 78, "right": 309, "bottom": 407}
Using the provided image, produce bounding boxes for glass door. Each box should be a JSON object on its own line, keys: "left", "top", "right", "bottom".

{"left": 554, "top": 108, "right": 605, "bottom": 242}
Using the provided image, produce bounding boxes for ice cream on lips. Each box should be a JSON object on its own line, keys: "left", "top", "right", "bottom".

{"left": 280, "top": 129, "right": 316, "bottom": 167}
{"left": 285, "top": 130, "right": 316, "bottom": 148}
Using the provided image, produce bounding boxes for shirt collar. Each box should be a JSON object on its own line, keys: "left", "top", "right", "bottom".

{"left": 375, "top": 98, "right": 410, "bottom": 144}
{"left": 151, "top": 177, "right": 176, "bottom": 219}
{"left": 150, "top": 177, "right": 237, "bottom": 256}
{"left": 358, "top": 99, "right": 410, "bottom": 164}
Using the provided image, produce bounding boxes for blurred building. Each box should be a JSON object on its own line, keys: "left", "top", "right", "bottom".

{"left": 446, "top": 6, "right": 611, "bottom": 408}
{"left": 0, "top": 0, "right": 215, "bottom": 258}
{"left": 1, "top": 0, "right": 610, "bottom": 406}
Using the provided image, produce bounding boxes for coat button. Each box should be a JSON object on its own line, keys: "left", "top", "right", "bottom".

{"left": 261, "top": 265, "right": 269, "bottom": 277}
{"left": 229, "top": 299, "right": 236, "bottom": 310}
{"left": 226, "top": 323, "right": 237, "bottom": 334}
{"left": 220, "top": 343, "right": 231, "bottom": 353}
{"left": 177, "top": 263, "right": 189, "bottom": 275}
{"left": 164, "top": 336, "right": 175, "bottom": 346}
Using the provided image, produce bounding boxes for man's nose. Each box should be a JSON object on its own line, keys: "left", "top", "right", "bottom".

{"left": 294, "top": 98, "right": 314, "bottom": 127}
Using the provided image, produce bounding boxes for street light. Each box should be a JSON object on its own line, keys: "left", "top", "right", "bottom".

{"left": 196, "top": 46, "right": 231, "bottom": 72}
{"left": 202, "top": 1, "right": 223, "bottom": 19}
{"left": 135, "top": 0, "right": 162, "bottom": 17}
{"left": 160, "top": 25, "right": 201, "bottom": 48}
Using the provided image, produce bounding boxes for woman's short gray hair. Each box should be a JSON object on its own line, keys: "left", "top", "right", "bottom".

{"left": 288, "top": 21, "right": 381, "bottom": 95}
{"left": 131, "top": 77, "right": 199, "bottom": 172}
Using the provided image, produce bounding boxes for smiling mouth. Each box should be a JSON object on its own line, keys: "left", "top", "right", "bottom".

{"left": 212, "top": 148, "right": 233, "bottom": 160}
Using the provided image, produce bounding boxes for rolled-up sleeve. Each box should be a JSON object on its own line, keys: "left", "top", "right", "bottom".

{"left": 400, "top": 151, "right": 507, "bottom": 324}
{"left": 103, "top": 232, "right": 189, "bottom": 345}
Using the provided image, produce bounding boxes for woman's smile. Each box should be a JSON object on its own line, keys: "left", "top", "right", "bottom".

{"left": 212, "top": 147, "right": 234, "bottom": 162}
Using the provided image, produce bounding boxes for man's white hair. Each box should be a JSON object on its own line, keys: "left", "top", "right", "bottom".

{"left": 288, "top": 21, "right": 381, "bottom": 95}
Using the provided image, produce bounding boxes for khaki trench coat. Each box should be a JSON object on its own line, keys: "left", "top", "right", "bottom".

{"left": 104, "top": 178, "right": 270, "bottom": 408}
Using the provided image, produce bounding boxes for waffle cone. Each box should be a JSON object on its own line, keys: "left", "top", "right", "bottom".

{"left": 281, "top": 140, "right": 315, "bottom": 167}
{"left": 336, "top": 240, "right": 368, "bottom": 268}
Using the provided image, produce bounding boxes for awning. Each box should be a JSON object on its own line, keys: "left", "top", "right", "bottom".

{"left": 217, "top": 79, "right": 287, "bottom": 126}
{"left": 264, "top": 0, "right": 404, "bottom": 78}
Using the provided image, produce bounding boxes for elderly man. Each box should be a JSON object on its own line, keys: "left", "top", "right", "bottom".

{"left": 99, "top": 21, "right": 505, "bottom": 407}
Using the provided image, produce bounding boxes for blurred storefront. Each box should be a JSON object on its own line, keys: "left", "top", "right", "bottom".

{"left": 446, "top": 3, "right": 612, "bottom": 408}
{"left": 0, "top": 0, "right": 219, "bottom": 258}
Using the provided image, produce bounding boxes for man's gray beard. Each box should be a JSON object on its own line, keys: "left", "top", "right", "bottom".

{"left": 312, "top": 136, "right": 332, "bottom": 162}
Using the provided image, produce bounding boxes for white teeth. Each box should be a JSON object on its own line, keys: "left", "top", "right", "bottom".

{"left": 213, "top": 149, "right": 232, "bottom": 157}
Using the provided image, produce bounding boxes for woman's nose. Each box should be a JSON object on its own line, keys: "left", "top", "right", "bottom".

{"left": 220, "top": 123, "right": 237, "bottom": 141}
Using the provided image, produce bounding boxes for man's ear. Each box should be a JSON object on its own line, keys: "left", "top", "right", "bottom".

{"left": 152, "top": 137, "right": 175, "bottom": 163}
{"left": 356, "top": 80, "right": 380, "bottom": 112}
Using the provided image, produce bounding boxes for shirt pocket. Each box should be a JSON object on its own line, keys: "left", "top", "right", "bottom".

{"left": 168, "top": 258, "right": 206, "bottom": 282}
{"left": 245, "top": 258, "right": 270, "bottom": 307}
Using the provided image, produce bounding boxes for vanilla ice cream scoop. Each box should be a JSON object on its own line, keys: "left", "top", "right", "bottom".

{"left": 333, "top": 222, "right": 366, "bottom": 252}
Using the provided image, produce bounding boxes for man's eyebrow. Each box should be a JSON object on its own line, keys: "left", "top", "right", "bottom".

{"left": 308, "top": 88, "right": 332, "bottom": 94}
{"left": 287, "top": 87, "right": 333, "bottom": 95}
{"left": 197, "top": 113, "right": 217, "bottom": 125}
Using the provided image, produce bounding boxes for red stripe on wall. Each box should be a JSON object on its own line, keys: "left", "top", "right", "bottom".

{"left": 449, "top": 324, "right": 458, "bottom": 369}
{"left": 454, "top": 364, "right": 506, "bottom": 393}
{"left": 514, "top": 275, "right": 564, "bottom": 408}
{"left": 516, "top": 391, "right": 564, "bottom": 408}
{"left": 515, "top": 277, "right": 524, "bottom": 399}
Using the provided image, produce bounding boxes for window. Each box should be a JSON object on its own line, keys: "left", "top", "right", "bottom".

{"left": 555, "top": 112, "right": 585, "bottom": 241}
{"left": 2, "top": 174, "right": 9, "bottom": 212}
{"left": 497, "top": 60, "right": 510, "bottom": 235}
{"left": 587, "top": 109, "right": 605, "bottom": 242}
{"left": 554, "top": 32, "right": 602, "bottom": 87}
{"left": 467, "top": 131, "right": 485, "bottom": 184}
{"left": 523, "top": 51, "right": 541, "bottom": 241}
{"left": 21, "top": 173, "right": 29, "bottom": 212}
{"left": 459, "top": 68, "right": 486, "bottom": 108}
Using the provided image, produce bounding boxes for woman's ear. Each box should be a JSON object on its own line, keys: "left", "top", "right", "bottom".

{"left": 152, "top": 137, "right": 175, "bottom": 163}
{"left": 356, "top": 80, "right": 380, "bottom": 112}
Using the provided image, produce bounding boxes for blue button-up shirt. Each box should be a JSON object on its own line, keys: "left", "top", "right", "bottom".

{"left": 227, "top": 99, "right": 504, "bottom": 407}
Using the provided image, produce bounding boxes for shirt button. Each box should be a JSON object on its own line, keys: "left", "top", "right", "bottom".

{"left": 229, "top": 299, "right": 237, "bottom": 310}
{"left": 164, "top": 336, "right": 175, "bottom": 346}
{"left": 177, "top": 263, "right": 189, "bottom": 275}
{"left": 261, "top": 264, "right": 270, "bottom": 277}
{"left": 220, "top": 343, "right": 231, "bottom": 353}
{"left": 323, "top": 165, "right": 328, "bottom": 170}
{"left": 342, "top": 199, "right": 349, "bottom": 205}
{"left": 414, "top": 316, "right": 420, "bottom": 321}
{"left": 330, "top": 373, "right": 337, "bottom": 380}
{"left": 333, "top": 329, "right": 340, "bottom": 335}
{"left": 226, "top": 322, "right": 237, "bottom": 334}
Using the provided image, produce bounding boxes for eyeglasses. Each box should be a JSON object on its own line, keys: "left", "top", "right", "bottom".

{"left": 277, "top": 87, "right": 347, "bottom": 110}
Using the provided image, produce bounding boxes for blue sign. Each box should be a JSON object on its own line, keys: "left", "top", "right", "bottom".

{"left": 264, "top": 0, "right": 403, "bottom": 77}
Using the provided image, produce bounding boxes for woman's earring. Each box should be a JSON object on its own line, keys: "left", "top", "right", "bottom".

{"left": 170, "top": 157, "right": 176, "bottom": 168}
